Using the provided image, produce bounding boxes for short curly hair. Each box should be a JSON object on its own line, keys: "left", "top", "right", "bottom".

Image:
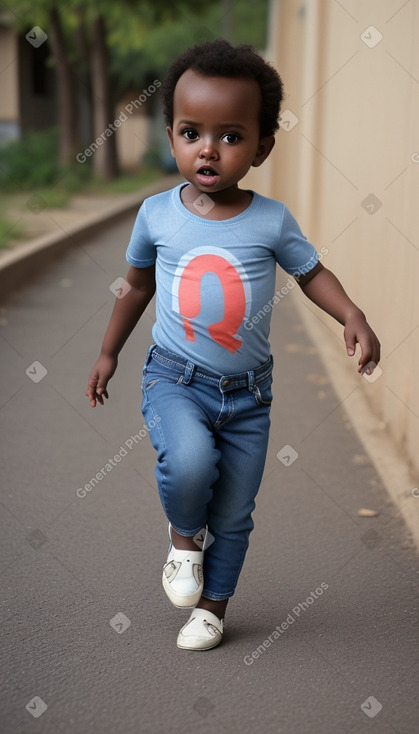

{"left": 162, "top": 38, "right": 284, "bottom": 139}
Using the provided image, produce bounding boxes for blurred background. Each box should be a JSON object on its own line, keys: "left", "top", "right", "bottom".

{"left": 1, "top": 0, "right": 419, "bottom": 479}
{"left": 0, "top": 0, "right": 269, "bottom": 178}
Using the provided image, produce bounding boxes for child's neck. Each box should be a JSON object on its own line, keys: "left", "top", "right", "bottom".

{"left": 180, "top": 183, "right": 253, "bottom": 220}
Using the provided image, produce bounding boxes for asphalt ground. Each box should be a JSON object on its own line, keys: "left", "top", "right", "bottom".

{"left": 0, "top": 208, "right": 418, "bottom": 734}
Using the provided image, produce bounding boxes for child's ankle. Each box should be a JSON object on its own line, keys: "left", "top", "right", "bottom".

{"left": 170, "top": 526, "right": 200, "bottom": 551}
{"left": 195, "top": 596, "right": 228, "bottom": 620}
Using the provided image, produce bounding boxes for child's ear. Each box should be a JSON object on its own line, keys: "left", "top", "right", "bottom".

{"left": 166, "top": 126, "right": 176, "bottom": 158}
{"left": 252, "top": 136, "right": 275, "bottom": 167}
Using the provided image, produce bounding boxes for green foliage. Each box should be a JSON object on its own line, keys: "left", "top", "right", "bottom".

{"left": 55, "top": 162, "right": 94, "bottom": 193}
{"left": 9, "top": 0, "right": 269, "bottom": 93}
{"left": 26, "top": 188, "right": 71, "bottom": 208}
{"left": 230, "top": 0, "right": 269, "bottom": 47}
{"left": 0, "top": 208, "right": 25, "bottom": 250}
{"left": 109, "top": 0, "right": 269, "bottom": 94}
{"left": 0, "top": 129, "right": 60, "bottom": 190}
{"left": 83, "top": 166, "right": 163, "bottom": 194}
{"left": 2, "top": 0, "right": 270, "bottom": 190}
{"left": 0, "top": 129, "right": 93, "bottom": 191}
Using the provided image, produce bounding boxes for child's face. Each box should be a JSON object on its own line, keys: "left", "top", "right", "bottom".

{"left": 167, "top": 69, "right": 274, "bottom": 200}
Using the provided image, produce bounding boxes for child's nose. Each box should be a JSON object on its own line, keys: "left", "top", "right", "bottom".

{"left": 199, "top": 137, "right": 218, "bottom": 160}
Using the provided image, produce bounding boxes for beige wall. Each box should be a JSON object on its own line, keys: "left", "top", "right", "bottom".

{"left": 114, "top": 98, "right": 151, "bottom": 172}
{"left": 244, "top": 0, "right": 419, "bottom": 475}
{"left": 0, "top": 27, "right": 19, "bottom": 122}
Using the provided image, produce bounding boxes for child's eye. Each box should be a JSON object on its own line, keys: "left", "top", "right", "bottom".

{"left": 182, "top": 129, "right": 198, "bottom": 140}
{"left": 221, "top": 133, "right": 240, "bottom": 144}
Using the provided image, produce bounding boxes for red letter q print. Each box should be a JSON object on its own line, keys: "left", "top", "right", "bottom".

{"left": 172, "top": 247, "right": 251, "bottom": 353}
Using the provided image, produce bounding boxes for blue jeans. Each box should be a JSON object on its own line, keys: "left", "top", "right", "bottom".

{"left": 141, "top": 345, "right": 273, "bottom": 600}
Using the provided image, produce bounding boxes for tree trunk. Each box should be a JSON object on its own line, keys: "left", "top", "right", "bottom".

{"left": 74, "top": 6, "right": 93, "bottom": 148}
{"left": 91, "top": 15, "right": 119, "bottom": 180}
{"left": 49, "top": 7, "right": 79, "bottom": 166}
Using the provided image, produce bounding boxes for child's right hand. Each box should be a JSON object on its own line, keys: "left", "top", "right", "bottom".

{"left": 85, "top": 354, "right": 118, "bottom": 407}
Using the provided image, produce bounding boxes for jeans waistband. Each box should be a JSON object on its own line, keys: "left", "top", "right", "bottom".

{"left": 147, "top": 345, "right": 273, "bottom": 392}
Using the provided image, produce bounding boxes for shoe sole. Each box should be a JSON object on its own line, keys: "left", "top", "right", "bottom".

{"left": 177, "top": 636, "right": 222, "bottom": 650}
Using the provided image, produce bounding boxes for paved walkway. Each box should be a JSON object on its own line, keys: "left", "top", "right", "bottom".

{"left": 3, "top": 194, "right": 124, "bottom": 248}
{"left": 0, "top": 208, "right": 418, "bottom": 733}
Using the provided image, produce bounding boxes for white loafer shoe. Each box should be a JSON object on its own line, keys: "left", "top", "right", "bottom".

{"left": 177, "top": 608, "right": 224, "bottom": 650}
{"left": 162, "top": 524, "right": 204, "bottom": 608}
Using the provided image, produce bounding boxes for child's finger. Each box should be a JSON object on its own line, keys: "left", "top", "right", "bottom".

{"left": 357, "top": 337, "right": 381, "bottom": 374}
{"left": 344, "top": 327, "right": 357, "bottom": 357}
{"left": 85, "top": 386, "right": 98, "bottom": 407}
{"left": 359, "top": 361, "right": 374, "bottom": 375}
{"left": 96, "top": 388, "right": 109, "bottom": 405}
{"left": 85, "top": 375, "right": 108, "bottom": 407}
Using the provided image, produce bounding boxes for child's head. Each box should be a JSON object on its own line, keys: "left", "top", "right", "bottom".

{"left": 162, "top": 38, "right": 284, "bottom": 140}
{"left": 162, "top": 40, "right": 284, "bottom": 199}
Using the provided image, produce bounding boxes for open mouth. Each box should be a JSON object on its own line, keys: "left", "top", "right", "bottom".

{"left": 196, "top": 166, "right": 220, "bottom": 185}
{"left": 197, "top": 166, "right": 218, "bottom": 176}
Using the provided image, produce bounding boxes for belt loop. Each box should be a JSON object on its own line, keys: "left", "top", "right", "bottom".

{"left": 145, "top": 344, "right": 156, "bottom": 367}
{"left": 247, "top": 369, "right": 255, "bottom": 390}
{"left": 183, "top": 360, "right": 195, "bottom": 385}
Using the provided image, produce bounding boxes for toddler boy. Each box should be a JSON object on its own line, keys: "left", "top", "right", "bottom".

{"left": 86, "top": 39, "right": 380, "bottom": 650}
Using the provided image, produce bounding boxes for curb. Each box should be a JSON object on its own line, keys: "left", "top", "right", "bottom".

{"left": 0, "top": 174, "right": 180, "bottom": 303}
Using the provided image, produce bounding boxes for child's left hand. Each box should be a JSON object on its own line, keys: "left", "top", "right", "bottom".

{"left": 343, "top": 312, "right": 381, "bottom": 375}
{"left": 298, "top": 265, "right": 381, "bottom": 376}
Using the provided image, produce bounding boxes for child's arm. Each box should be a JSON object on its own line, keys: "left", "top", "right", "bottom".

{"left": 297, "top": 263, "right": 381, "bottom": 374}
{"left": 85, "top": 264, "right": 156, "bottom": 407}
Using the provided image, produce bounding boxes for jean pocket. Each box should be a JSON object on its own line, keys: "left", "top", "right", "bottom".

{"left": 142, "top": 362, "right": 183, "bottom": 392}
{"left": 144, "top": 377, "right": 160, "bottom": 390}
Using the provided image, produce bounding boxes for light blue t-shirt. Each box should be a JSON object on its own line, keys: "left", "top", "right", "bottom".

{"left": 126, "top": 184, "right": 319, "bottom": 373}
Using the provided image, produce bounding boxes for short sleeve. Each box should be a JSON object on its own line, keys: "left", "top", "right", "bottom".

{"left": 126, "top": 199, "right": 156, "bottom": 268}
{"left": 275, "top": 205, "right": 319, "bottom": 277}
